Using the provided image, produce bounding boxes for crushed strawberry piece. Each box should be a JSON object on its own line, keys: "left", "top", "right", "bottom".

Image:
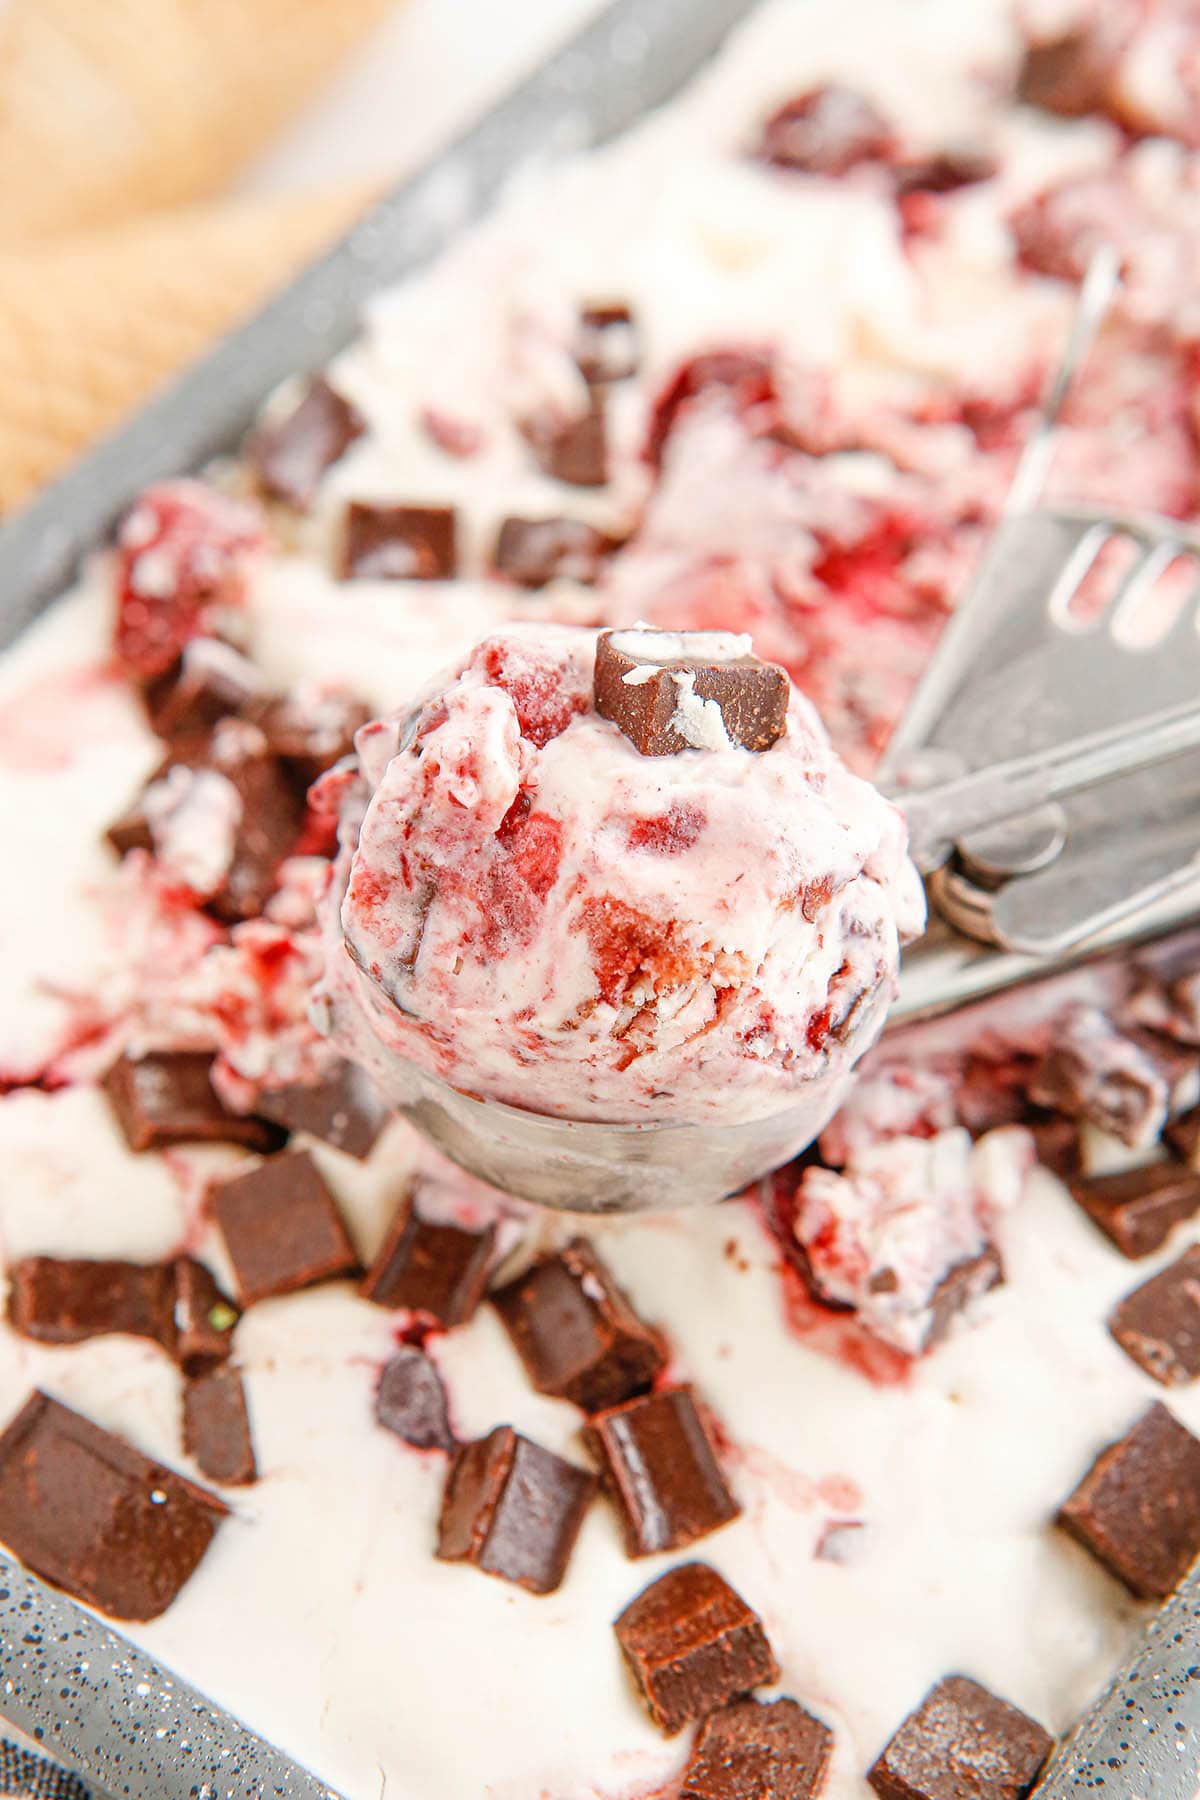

{"left": 645, "top": 348, "right": 780, "bottom": 469}
{"left": 478, "top": 641, "right": 588, "bottom": 748}
{"left": 626, "top": 803, "right": 707, "bottom": 854}
{"left": 581, "top": 895, "right": 698, "bottom": 1008}
{"left": 112, "top": 480, "right": 267, "bottom": 681}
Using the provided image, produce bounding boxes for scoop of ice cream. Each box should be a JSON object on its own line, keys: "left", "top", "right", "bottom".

{"left": 316, "top": 623, "right": 924, "bottom": 1126}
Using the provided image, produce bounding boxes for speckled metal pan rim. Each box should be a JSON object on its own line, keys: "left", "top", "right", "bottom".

{"left": 0, "top": 1, "right": 764, "bottom": 1795}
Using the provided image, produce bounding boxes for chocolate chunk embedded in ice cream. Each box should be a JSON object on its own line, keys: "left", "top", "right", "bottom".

{"left": 493, "top": 1238, "right": 667, "bottom": 1413}
{"left": 340, "top": 502, "right": 457, "bottom": 581}
{"left": 868, "top": 1675, "right": 1052, "bottom": 1800}
{"left": 375, "top": 1348, "right": 456, "bottom": 1453}
{"left": 183, "top": 1365, "right": 257, "bottom": 1487}
{"left": 210, "top": 1150, "right": 359, "bottom": 1305}
{"left": 1109, "top": 1245, "right": 1200, "bottom": 1385}
{"left": 594, "top": 627, "right": 789, "bottom": 756}
{"left": 0, "top": 1391, "right": 226, "bottom": 1622}
{"left": 585, "top": 1386, "right": 739, "bottom": 1556}
{"left": 248, "top": 377, "right": 366, "bottom": 510}
{"left": 1058, "top": 1402, "right": 1200, "bottom": 1598}
{"left": 492, "top": 516, "right": 613, "bottom": 588}
{"left": 102, "top": 1051, "right": 284, "bottom": 1154}
{"left": 680, "top": 1697, "right": 833, "bottom": 1800}
{"left": 361, "top": 1196, "right": 495, "bottom": 1327}
{"left": 437, "top": 1425, "right": 595, "bottom": 1594}
{"left": 614, "top": 1562, "right": 778, "bottom": 1735}
{"left": 1068, "top": 1162, "right": 1200, "bottom": 1259}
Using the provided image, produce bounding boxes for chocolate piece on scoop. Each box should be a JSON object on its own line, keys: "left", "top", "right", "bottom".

{"left": 1058, "top": 1401, "right": 1200, "bottom": 1598}
{"left": 340, "top": 502, "right": 458, "bottom": 580}
{"left": 595, "top": 628, "right": 788, "bottom": 756}
{"left": 375, "top": 1348, "right": 456, "bottom": 1453}
{"left": 248, "top": 377, "right": 366, "bottom": 510}
{"left": 361, "top": 1197, "right": 495, "bottom": 1328}
{"left": 210, "top": 1150, "right": 360, "bottom": 1306}
{"left": 492, "top": 1237, "right": 667, "bottom": 1412}
{"left": 437, "top": 1425, "right": 595, "bottom": 1594}
{"left": 868, "top": 1675, "right": 1053, "bottom": 1800}
{"left": 584, "top": 1386, "right": 739, "bottom": 1556}
{"left": 0, "top": 1391, "right": 226, "bottom": 1622}
{"left": 614, "top": 1562, "right": 778, "bottom": 1735}
{"left": 182, "top": 1365, "right": 257, "bottom": 1487}
{"left": 681, "top": 1697, "right": 834, "bottom": 1800}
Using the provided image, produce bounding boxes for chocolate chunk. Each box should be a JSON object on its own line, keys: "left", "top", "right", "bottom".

{"left": 202, "top": 720, "right": 306, "bottom": 922}
{"left": 595, "top": 628, "right": 788, "bottom": 757}
{"left": 1028, "top": 1009, "right": 1198, "bottom": 1148}
{"left": 492, "top": 516, "right": 613, "bottom": 588}
{"left": 614, "top": 1562, "right": 778, "bottom": 1735}
{"left": 759, "top": 85, "right": 895, "bottom": 175}
{"left": 210, "top": 1150, "right": 359, "bottom": 1306}
{"left": 172, "top": 1256, "right": 240, "bottom": 1372}
{"left": 146, "top": 639, "right": 267, "bottom": 743}
{"left": 437, "top": 1425, "right": 595, "bottom": 1595}
{"left": 1129, "top": 960, "right": 1200, "bottom": 1048}
{"left": 105, "top": 799, "right": 155, "bottom": 858}
{"left": 492, "top": 1237, "right": 667, "bottom": 1412}
{"left": 1029, "top": 1113, "right": 1082, "bottom": 1179}
{"left": 1059, "top": 1402, "right": 1200, "bottom": 1598}
{"left": 681, "top": 1697, "right": 834, "bottom": 1800}
{"left": 576, "top": 303, "right": 640, "bottom": 385}
{"left": 868, "top": 1675, "right": 1053, "bottom": 1800}
{"left": 247, "top": 693, "right": 372, "bottom": 788}
{"left": 340, "top": 502, "right": 457, "bottom": 581}
{"left": 1109, "top": 1246, "right": 1200, "bottom": 1386}
{"left": 523, "top": 393, "right": 608, "bottom": 487}
{"left": 361, "top": 1196, "right": 495, "bottom": 1327}
{"left": 102, "top": 1051, "right": 284, "bottom": 1154}
{"left": 0, "top": 1390, "right": 226, "bottom": 1621}
{"left": 584, "top": 1386, "right": 739, "bottom": 1557}
{"left": 7, "top": 1258, "right": 175, "bottom": 1350}
{"left": 252, "top": 1059, "right": 388, "bottom": 1159}
{"left": 182, "top": 1365, "right": 257, "bottom": 1486}
{"left": 893, "top": 149, "right": 996, "bottom": 196}
{"left": 926, "top": 1247, "right": 1004, "bottom": 1348}
{"left": 375, "top": 1347, "right": 456, "bottom": 1453}
{"left": 248, "top": 377, "right": 366, "bottom": 510}
{"left": 1016, "top": 31, "right": 1115, "bottom": 120}
{"left": 1069, "top": 1162, "right": 1200, "bottom": 1259}
{"left": 1166, "top": 1104, "right": 1200, "bottom": 1168}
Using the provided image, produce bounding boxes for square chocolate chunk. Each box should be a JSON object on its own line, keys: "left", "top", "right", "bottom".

{"left": 252, "top": 1059, "right": 389, "bottom": 1160}
{"left": 361, "top": 1196, "right": 495, "bottom": 1328}
{"left": 1109, "top": 1245, "right": 1200, "bottom": 1385}
{"left": 681, "top": 1697, "right": 834, "bottom": 1800}
{"left": 576, "top": 302, "right": 640, "bottom": 385}
{"left": 103, "top": 1051, "right": 284, "bottom": 1154}
{"left": 7, "top": 1258, "right": 175, "bottom": 1351}
{"left": 1068, "top": 1162, "right": 1200, "bottom": 1259}
{"left": 523, "top": 393, "right": 608, "bottom": 487}
{"left": 0, "top": 1391, "right": 226, "bottom": 1621}
{"left": 492, "top": 516, "right": 612, "bottom": 588}
{"left": 210, "top": 1150, "right": 359, "bottom": 1306}
{"left": 248, "top": 377, "right": 366, "bottom": 510}
{"left": 375, "top": 1347, "right": 456, "bottom": 1453}
{"left": 1058, "top": 1402, "right": 1200, "bottom": 1598}
{"left": 492, "top": 1238, "right": 667, "bottom": 1413}
{"left": 584, "top": 1386, "right": 739, "bottom": 1557}
{"left": 437, "top": 1425, "right": 595, "bottom": 1595}
{"left": 182, "top": 1365, "right": 257, "bottom": 1486}
{"left": 341, "top": 502, "right": 457, "bottom": 581}
{"left": 595, "top": 628, "right": 788, "bottom": 757}
{"left": 868, "top": 1675, "right": 1053, "bottom": 1800}
{"left": 614, "top": 1563, "right": 779, "bottom": 1735}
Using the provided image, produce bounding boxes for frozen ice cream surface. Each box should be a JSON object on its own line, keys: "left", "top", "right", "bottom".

{"left": 320, "top": 624, "right": 923, "bottom": 1124}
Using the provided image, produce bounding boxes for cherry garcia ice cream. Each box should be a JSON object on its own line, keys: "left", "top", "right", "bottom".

{"left": 315, "top": 623, "right": 925, "bottom": 1128}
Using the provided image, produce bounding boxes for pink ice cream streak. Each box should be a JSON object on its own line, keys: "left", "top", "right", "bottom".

{"left": 316, "top": 623, "right": 924, "bottom": 1125}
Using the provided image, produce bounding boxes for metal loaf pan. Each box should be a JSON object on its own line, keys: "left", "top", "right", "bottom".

{"left": 0, "top": 2, "right": 760, "bottom": 1795}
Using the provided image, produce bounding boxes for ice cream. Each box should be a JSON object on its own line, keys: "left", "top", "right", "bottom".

{"left": 318, "top": 622, "right": 924, "bottom": 1127}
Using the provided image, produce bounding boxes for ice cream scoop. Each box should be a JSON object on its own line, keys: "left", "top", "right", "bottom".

{"left": 314, "top": 623, "right": 924, "bottom": 1210}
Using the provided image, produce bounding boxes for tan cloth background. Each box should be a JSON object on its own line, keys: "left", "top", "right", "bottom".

{"left": 0, "top": 0, "right": 391, "bottom": 512}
